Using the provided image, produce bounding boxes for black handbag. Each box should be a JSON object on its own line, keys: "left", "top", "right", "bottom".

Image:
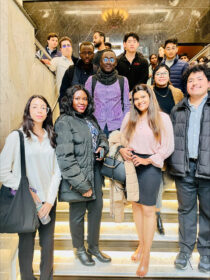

{"left": 101, "top": 146, "right": 126, "bottom": 184}
{"left": 58, "top": 179, "right": 96, "bottom": 203}
{"left": 0, "top": 130, "right": 39, "bottom": 233}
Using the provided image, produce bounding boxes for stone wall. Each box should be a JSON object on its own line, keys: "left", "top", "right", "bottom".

{"left": 0, "top": 1, "right": 57, "bottom": 279}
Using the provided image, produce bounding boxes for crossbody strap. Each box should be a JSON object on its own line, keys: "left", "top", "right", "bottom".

{"left": 16, "top": 130, "right": 26, "bottom": 177}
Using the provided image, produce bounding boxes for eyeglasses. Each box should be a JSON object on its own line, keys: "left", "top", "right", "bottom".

{"left": 80, "top": 52, "right": 94, "bottom": 56}
{"left": 62, "top": 44, "right": 71, "bottom": 48}
{"left": 30, "top": 106, "right": 49, "bottom": 113}
{"left": 103, "top": 57, "right": 115, "bottom": 63}
{"left": 155, "top": 72, "right": 169, "bottom": 77}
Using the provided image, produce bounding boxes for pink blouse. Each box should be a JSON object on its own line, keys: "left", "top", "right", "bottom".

{"left": 120, "top": 112, "right": 174, "bottom": 168}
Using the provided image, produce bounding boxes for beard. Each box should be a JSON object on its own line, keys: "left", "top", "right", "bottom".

{"left": 94, "top": 42, "right": 101, "bottom": 48}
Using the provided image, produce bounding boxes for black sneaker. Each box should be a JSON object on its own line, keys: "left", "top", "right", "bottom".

{"left": 198, "top": 255, "right": 210, "bottom": 273}
{"left": 174, "top": 252, "right": 191, "bottom": 270}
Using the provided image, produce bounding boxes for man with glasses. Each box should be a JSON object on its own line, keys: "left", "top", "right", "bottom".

{"left": 85, "top": 50, "right": 130, "bottom": 137}
{"left": 59, "top": 42, "right": 97, "bottom": 107}
{"left": 116, "top": 32, "right": 149, "bottom": 91}
{"left": 48, "top": 36, "right": 78, "bottom": 91}
{"left": 161, "top": 38, "right": 188, "bottom": 93}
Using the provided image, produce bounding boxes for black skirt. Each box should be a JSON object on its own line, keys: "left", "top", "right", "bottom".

{"left": 134, "top": 153, "right": 162, "bottom": 206}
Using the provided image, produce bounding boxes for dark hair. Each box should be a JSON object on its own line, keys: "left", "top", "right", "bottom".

{"left": 104, "top": 42, "right": 112, "bottom": 49}
{"left": 149, "top": 54, "right": 157, "bottom": 60}
{"left": 123, "top": 84, "right": 162, "bottom": 142}
{"left": 183, "top": 64, "right": 210, "bottom": 85}
{"left": 164, "top": 38, "right": 178, "bottom": 48}
{"left": 94, "top": 31, "right": 106, "bottom": 42}
{"left": 22, "top": 95, "right": 56, "bottom": 148}
{"left": 179, "top": 53, "right": 188, "bottom": 58}
{"left": 197, "top": 56, "right": 208, "bottom": 63}
{"left": 152, "top": 64, "right": 171, "bottom": 81}
{"left": 47, "top": 32, "right": 58, "bottom": 40}
{"left": 79, "top": 41, "right": 94, "bottom": 52}
{"left": 123, "top": 32, "right": 139, "bottom": 43}
{"left": 59, "top": 36, "right": 72, "bottom": 48}
{"left": 60, "top": 85, "right": 94, "bottom": 117}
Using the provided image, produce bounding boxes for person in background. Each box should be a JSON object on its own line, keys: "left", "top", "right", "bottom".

{"left": 85, "top": 49, "right": 130, "bottom": 137}
{"left": 158, "top": 45, "right": 164, "bottom": 64}
{"left": 120, "top": 84, "right": 174, "bottom": 277}
{"left": 0, "top": 95, "right": 61, "bottom": 280}
{"left": 48, "top": 36, "right": 78, "bottom": 91}
{"left": 179, "top": 53, "right": 189, "bottom": 63}
{"left": 169, "top": 64, "right": 210, "bottom": 273}
{"left": 104, "top": 42, "right": 112, "bottom": 50}
{"left": 161, "top": 38, "right": 188, "bottom": 93}
{"left": 151, "top": 64, "right": 184, "bottom": 235}
{"left": 147, "top": 54, "right": 158, "bottom": 85}
{"left": 36, "top": 32, "right": 61, "bottom": 61}
{"left": 92, "top": 31, "right": 106, "bottom": 66}
{"left": 197, "top": 56, "right": 209, "bottom": 65}
{"left": 59, "top": 41, "right": 97, "bottom": 107}
{"left": 55, "top": 85, "right": 111, "bottom": 266}
{"left": 116, "top": 32, "right": 148, "bottom": 91}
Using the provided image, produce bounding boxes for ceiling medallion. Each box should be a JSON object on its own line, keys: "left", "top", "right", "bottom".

{"left": 102, "top": 8, "right": 129, "bottom": 27}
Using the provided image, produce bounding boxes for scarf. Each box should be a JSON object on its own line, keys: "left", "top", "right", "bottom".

{"left": 95, "top": 68, "right": 118, "bottom": 85}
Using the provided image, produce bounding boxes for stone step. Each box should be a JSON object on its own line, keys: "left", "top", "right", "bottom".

{"left": 35, "top": 222, "right": 181, "bottom": 251}
{"left": 33, "top": 250, "right": 207, "bottom": 278}
{"left": 56, "top": 200, "right": 179, "bottom": 223}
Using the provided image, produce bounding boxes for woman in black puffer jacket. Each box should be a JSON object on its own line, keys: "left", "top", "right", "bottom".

{"left": 55, "top": 85, "right": 111, "bottom": 266}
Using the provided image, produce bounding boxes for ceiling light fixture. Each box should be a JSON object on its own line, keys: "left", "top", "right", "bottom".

{"left": 102, "top": 8, "right": 128, "bottom": 26}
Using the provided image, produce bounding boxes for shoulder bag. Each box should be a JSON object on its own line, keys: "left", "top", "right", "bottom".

{"left": 0, "top": 130, "right": 39, "bottom": 233}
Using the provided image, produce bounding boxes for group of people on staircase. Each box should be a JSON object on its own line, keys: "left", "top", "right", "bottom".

{"left": 0, "top": 30, "right": 209, "bottom": 280}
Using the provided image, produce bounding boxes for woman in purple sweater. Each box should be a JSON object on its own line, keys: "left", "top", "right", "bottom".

{"left": 120, "top": 84, "right": 174, "bottom": 277}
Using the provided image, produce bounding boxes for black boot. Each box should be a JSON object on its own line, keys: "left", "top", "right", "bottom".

{"left": 87, "top": 247, "right": 111, "bottom": 263}
{"left": 75, "top": 247, "right": 95, "bottom": 266}
{"left": 156, "top": 212, "right": 165, "bottom": 235}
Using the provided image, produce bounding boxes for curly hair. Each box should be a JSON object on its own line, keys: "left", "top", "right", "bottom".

{"left": 60, "top": 85, "right": 95, "bottom": 117}
{"left": 22, "top": 95, "right": 56, "bottom": 148}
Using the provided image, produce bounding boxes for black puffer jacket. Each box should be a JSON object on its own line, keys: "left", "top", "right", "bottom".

{"left": 168, "top": 92, "right": 210, "bottom": 179}
{"left": 55, "top": 112, "right": 109, "bottom": 199}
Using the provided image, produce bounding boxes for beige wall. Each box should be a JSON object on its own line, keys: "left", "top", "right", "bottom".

{"left": 0, "top": 0, "right": 57, "bottom": 279}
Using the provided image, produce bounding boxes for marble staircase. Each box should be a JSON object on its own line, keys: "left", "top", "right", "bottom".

{"left": 33, "top": 182, "right": 208, "bottom": 279}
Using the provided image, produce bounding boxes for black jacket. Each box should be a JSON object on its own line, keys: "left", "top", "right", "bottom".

{"left": 59, "top": 60, "right": 97, "bottom": 104}
{"left": 168, "top": 92, "right": 210, "bottom": 179}
{"left": 116, "top": 52, "right": 149, "bottom": 91}
{"left": 55, "top": 111, "right": 109, "bottom": 201}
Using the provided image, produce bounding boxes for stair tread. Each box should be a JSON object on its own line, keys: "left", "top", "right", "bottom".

{"left": 49, "top": 222, "right": 178, "bottom": 242}
{"left": 33, "top": 251, "right": 207, "bottom": 278}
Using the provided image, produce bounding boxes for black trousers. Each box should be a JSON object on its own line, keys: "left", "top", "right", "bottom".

{"left": 69, "top": 162, "right": 103, "bottom": 249}
{"left": 175, "top": 161, "right": 210, "bottom": 256}
{"left": 18, "top": 203, "right": 56, "bottom": 280}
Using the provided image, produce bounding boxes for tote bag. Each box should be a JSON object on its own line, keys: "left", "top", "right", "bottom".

{"left": 0, "top": 130, "right": 39, "bottom": 233}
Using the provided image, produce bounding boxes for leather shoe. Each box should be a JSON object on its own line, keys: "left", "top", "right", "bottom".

{"left": 198, "top": 255, "right": 210, "bottom": 273}
{"left": 75, "top": 248, "right": 95, "bottom": 266}
{"left": 156, "top": 213, "right": 165, "bottom": 235}
{"left": 174, "top": 252, "right": 191, "bottom": 270}
{"left": 87, "top": 247, "right": 111, "bottom": 263}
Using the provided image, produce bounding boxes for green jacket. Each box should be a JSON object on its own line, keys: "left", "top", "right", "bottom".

{"left": 55, "top": 113, "right": 108, "bottom": 198}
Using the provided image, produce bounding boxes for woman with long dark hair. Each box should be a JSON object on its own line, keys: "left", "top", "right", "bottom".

{"left": 120, "top": 84, "right": 174, "bottom": 277}
{"left": 55, "top": 85, "right": 111, "bottom": 266}
{"left": 0, "top": 95, "right": 61, "bottom": 280}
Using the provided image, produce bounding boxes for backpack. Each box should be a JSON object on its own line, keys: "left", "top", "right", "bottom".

{"left": 91, "top": 75, "right": 125, "bottom": 111}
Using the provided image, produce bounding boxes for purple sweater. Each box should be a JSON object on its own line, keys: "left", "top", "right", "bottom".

{"left": 85, "top": 76, "right": 130, "bottom": 131}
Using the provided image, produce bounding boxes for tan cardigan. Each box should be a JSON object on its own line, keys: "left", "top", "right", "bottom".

{"left": 108, "top": 130, "right": 139, "bottom": 222}
{"left": 151, "top": 84, "right": 184, "bottom": 105}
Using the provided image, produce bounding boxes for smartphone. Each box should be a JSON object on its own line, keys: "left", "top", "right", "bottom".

{"left": 95, "top": 149, "right": 104, "bottom": 159}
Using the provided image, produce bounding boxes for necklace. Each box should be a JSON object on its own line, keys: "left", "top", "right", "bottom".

{"left": 154, "top": 87, "right": 170, "bottom": 98}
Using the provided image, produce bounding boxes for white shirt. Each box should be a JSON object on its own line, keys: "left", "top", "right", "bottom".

{"left": 0, "top": 130, "right": 61, "bottom": 205}
{"left": 49, "top": 55, "right": 74, "bottom": 90}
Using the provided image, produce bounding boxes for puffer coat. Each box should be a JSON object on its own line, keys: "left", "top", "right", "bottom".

{"left": 55, "top": 112, "right": 109, "bottom": 200}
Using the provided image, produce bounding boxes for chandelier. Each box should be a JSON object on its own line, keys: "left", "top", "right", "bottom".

{"left": 101, "top": 8, "right": 129, "bottom": 26}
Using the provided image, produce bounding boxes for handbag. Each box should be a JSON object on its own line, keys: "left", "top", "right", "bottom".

{"left": 101, "top": 146, "right": 126, "bottom": 184}
{"left": 0, "top": 130, "right": 39, "bottom": 233}
{"left": 58, "top": 179, "right": 96, "bottom": 203}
